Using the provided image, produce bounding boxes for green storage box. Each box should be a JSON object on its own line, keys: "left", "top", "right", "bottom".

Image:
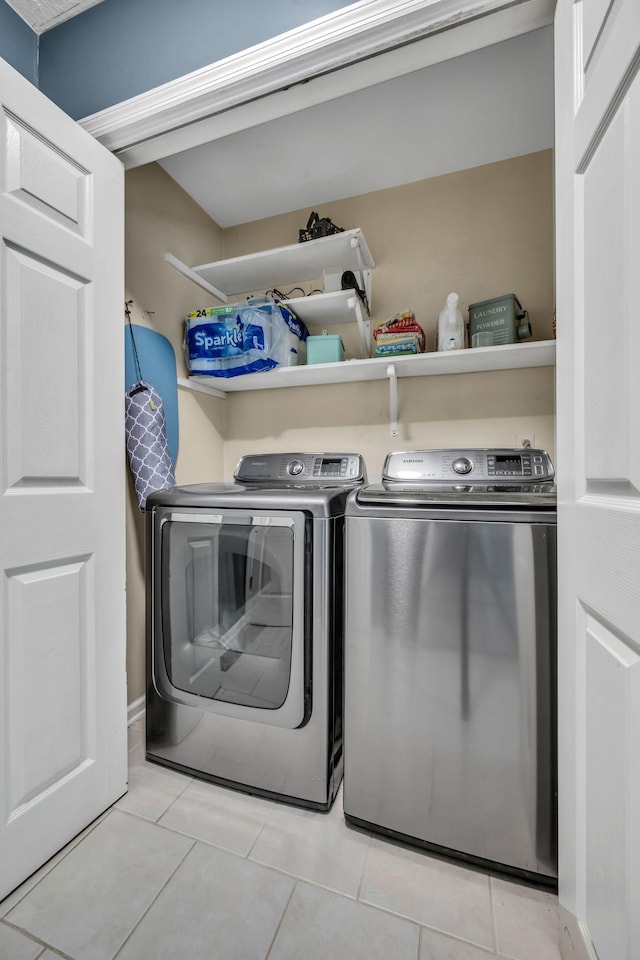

{"left": 307, "top": 332, "right": 344, "bottom": 364}
{"left": 468, "top": 294, "right": 532, "bottom": 345}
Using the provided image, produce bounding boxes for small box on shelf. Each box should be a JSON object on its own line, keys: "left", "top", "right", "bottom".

{"left": 307, "top": 332, "right": 345, "bottom": 365}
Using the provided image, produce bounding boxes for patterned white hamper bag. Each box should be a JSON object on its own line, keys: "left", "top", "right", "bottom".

{"left": 125, "top": 380, "right": 175, "bottom": 509}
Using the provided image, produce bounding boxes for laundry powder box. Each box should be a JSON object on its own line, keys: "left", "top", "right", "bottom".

{"left": 467, "top": 294, "right": 532, "bottom": 346}
{"left": 306, "top": 330, "right": 345, "bottom": 364}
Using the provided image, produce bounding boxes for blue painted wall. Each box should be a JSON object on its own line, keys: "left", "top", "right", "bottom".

{"left": 0, "top": 0, "right": 37, "bottom": 85}
{"left": 39, "top": 0, "right": 355, "bottom": 120}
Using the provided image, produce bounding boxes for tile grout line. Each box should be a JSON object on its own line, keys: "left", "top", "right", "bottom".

{"left": 245, "top": 855, "right": 363, "bottom": 901}
{"left": 489, "top": 874, "right": 499, "bottom": 955}
{"left": 151, "top": 773, "right": 195, "bottom": 824}
{"left": 116, "top": 804, "right": 273, "bottom": 863}
{"left": 115, "top": 789, "right": 508, "bottom": 956}
{"left": 355, "top": 832, "right": 373, "bottom": 900}
{"left": 356, "top": 897, "right": 497, "bottom": 955}
{"left": 262, "top": 879, "right": 298, "bottom": 960}
{"left": 244, "top": 803, "right": 275, "bottom": 860}
{"left": 116, "top": 806, "right": 370, "bottom": 909}
{"left": 418, "top": 919, "right": 500, "bottom": 957}
{"left": 0, "top": 916, "right": 77, "bottom": 960}
{"left": 418, "top": 920, "right": 497, "bottom": 956}
{"left": 0, "top": 808, "right": 113, "bottom": 919}
{"left": 111, "top": 837, "right": 197, "bottom": 960}
{"left": 134, "top": 800, "right": 498, "bottom": 954}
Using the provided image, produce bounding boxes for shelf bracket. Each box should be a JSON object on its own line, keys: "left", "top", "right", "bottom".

{"left": 350, "top": 235, "right": 372, "bottom": 307}
{"left": 165, "top": 253, "right": 228, "bottom": 303}
{"left": 347, "top": 295, "right": 371, "bottom": 357}
{"left": 386, "top": 363, "right": 398, "bottom": 437}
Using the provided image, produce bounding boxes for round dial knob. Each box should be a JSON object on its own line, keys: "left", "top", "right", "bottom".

{"left": 288, "top": 460, "right": 305, "bottom": 477}
{"left": 452, "top": 457, "right": 473, "bottom": 475}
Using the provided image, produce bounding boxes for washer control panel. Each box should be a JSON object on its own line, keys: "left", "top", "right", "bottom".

{"left": 452, "top": 457, "right": 473, "bottom": 475}
{"left": 383, "top": 449, "right": 554, "bottom": 483}
{"left": 235, "top": 453, "right": 366, "bottom": 485}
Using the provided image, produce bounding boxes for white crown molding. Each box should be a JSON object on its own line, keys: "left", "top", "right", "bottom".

{"left": 79, "top": 0, "right": 554, "bottom": 168}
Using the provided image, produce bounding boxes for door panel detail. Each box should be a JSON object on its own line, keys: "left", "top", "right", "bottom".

{"left": 1, "top": 109, "right": 89, "bottom": 236}
{"left": 582, "top": 0, "right": 615, "bottom": 75}
{"left": 584, "top": 613, "right": 640, "bottom": 960}
{"left": 2, "top": 243, "right": 89, "bottom": 490}
{"left": 583, "top": 73, "right": 640, "bottom": 491}
{"left": 5, "top": 557, "right": 93, "bottom": 815}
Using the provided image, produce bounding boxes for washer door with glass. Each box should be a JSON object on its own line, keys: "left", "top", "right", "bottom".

{"left": 154, "top": 508, "right": 310, "bottom": 729}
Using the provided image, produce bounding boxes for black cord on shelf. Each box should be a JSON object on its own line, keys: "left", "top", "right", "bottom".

{"left": 265, "top": 286, "right": 310, "bottom": 300}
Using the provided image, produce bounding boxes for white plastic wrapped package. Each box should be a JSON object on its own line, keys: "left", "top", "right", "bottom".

{"left": 184, "top": 297, "right": 308, "bottom": 378}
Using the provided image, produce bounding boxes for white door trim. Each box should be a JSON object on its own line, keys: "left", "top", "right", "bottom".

{"left": 559, "top": 906, "right": 600, "bottom": 960}
{"left": 79, "top": 0, "right": 554, "bottom": 168}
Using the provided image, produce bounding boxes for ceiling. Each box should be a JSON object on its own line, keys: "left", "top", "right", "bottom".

{"left": 159, "top": 25, "right": 554, "bottom": 229}
{"left": 5, "top": 0, "right": 104, "bottom": 33}
{"left": 8, "top": 2, "right": 553, "bottom": 226}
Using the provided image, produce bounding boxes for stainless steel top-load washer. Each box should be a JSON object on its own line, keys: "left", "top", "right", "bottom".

{"left": 343, "top": 448, "right": 557, "bottom": 884}
{"left": 145, "top": 452, "right": 366, "bottom": 810}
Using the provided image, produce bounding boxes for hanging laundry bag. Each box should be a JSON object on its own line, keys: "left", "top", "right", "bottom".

{"left": 124, "top": 309, "right": 176, "bottom": 510}
{"left": 125, "top": 380, "right": 176, "bottom": 509}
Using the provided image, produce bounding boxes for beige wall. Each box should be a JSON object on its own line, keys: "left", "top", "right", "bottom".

{"left": 124, "top": 150, "right": 555, "bottom": 705}
{"left": 223, "top": 150, "right": 555, "bottom": 477}
{"left": 125, "top": 164, "right": 226, "bottom": 704}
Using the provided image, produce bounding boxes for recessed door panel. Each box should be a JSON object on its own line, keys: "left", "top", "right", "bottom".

{"left": 5, "top": 558, "right": 92, "bottom": 815}
{"left": 2, "top": 243, "right": 88, "bottom": 489}
{"left": 1, "top": 110, "right": 89, "bottom": 236}
{"left": 583, "top": 98, "right": 629, "bottom": 484}
{"left": 584, "top": 614, "right": 640, "bottom": 959}
{"left": 582, "top": 0, "right": 613, "bottom": 72}
{"left": 581, "top": 64, "right": 640, "bottom": 493}
{"left": 3, "top": 559, "right": 93, "bottom": 818}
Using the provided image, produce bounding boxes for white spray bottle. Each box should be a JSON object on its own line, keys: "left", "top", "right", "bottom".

{"left": 437, "top": 292, "right": 465, "bottom": 351}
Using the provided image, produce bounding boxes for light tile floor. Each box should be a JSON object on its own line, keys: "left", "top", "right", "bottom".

{"left": 0, "top": 719, "right": 561, "bottom": 960}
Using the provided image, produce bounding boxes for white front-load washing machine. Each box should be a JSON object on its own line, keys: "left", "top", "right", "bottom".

{"left": 145, "top": 452, "right": 366, "bottom": 810}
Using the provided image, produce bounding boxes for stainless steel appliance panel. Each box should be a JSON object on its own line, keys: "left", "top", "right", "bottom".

{"left": 147, "top": 509, "right": 344, "bottom": 807}
{"left": 344, "top": 511, "right": 556, "bottom": 879}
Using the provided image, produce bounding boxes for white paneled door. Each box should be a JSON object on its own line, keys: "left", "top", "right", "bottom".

{"left": 0, "top": 57, "right": 126, "bottom": 900}
{"left": 555, "top": 1, "right": 640, "bottom": 958}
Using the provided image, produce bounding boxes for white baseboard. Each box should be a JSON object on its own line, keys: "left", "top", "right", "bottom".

{"left": 560, "top": 906, "right": 599, "bottom": 960}
{"left": 127, "top": 696, "right": 145, "bottom": 726}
